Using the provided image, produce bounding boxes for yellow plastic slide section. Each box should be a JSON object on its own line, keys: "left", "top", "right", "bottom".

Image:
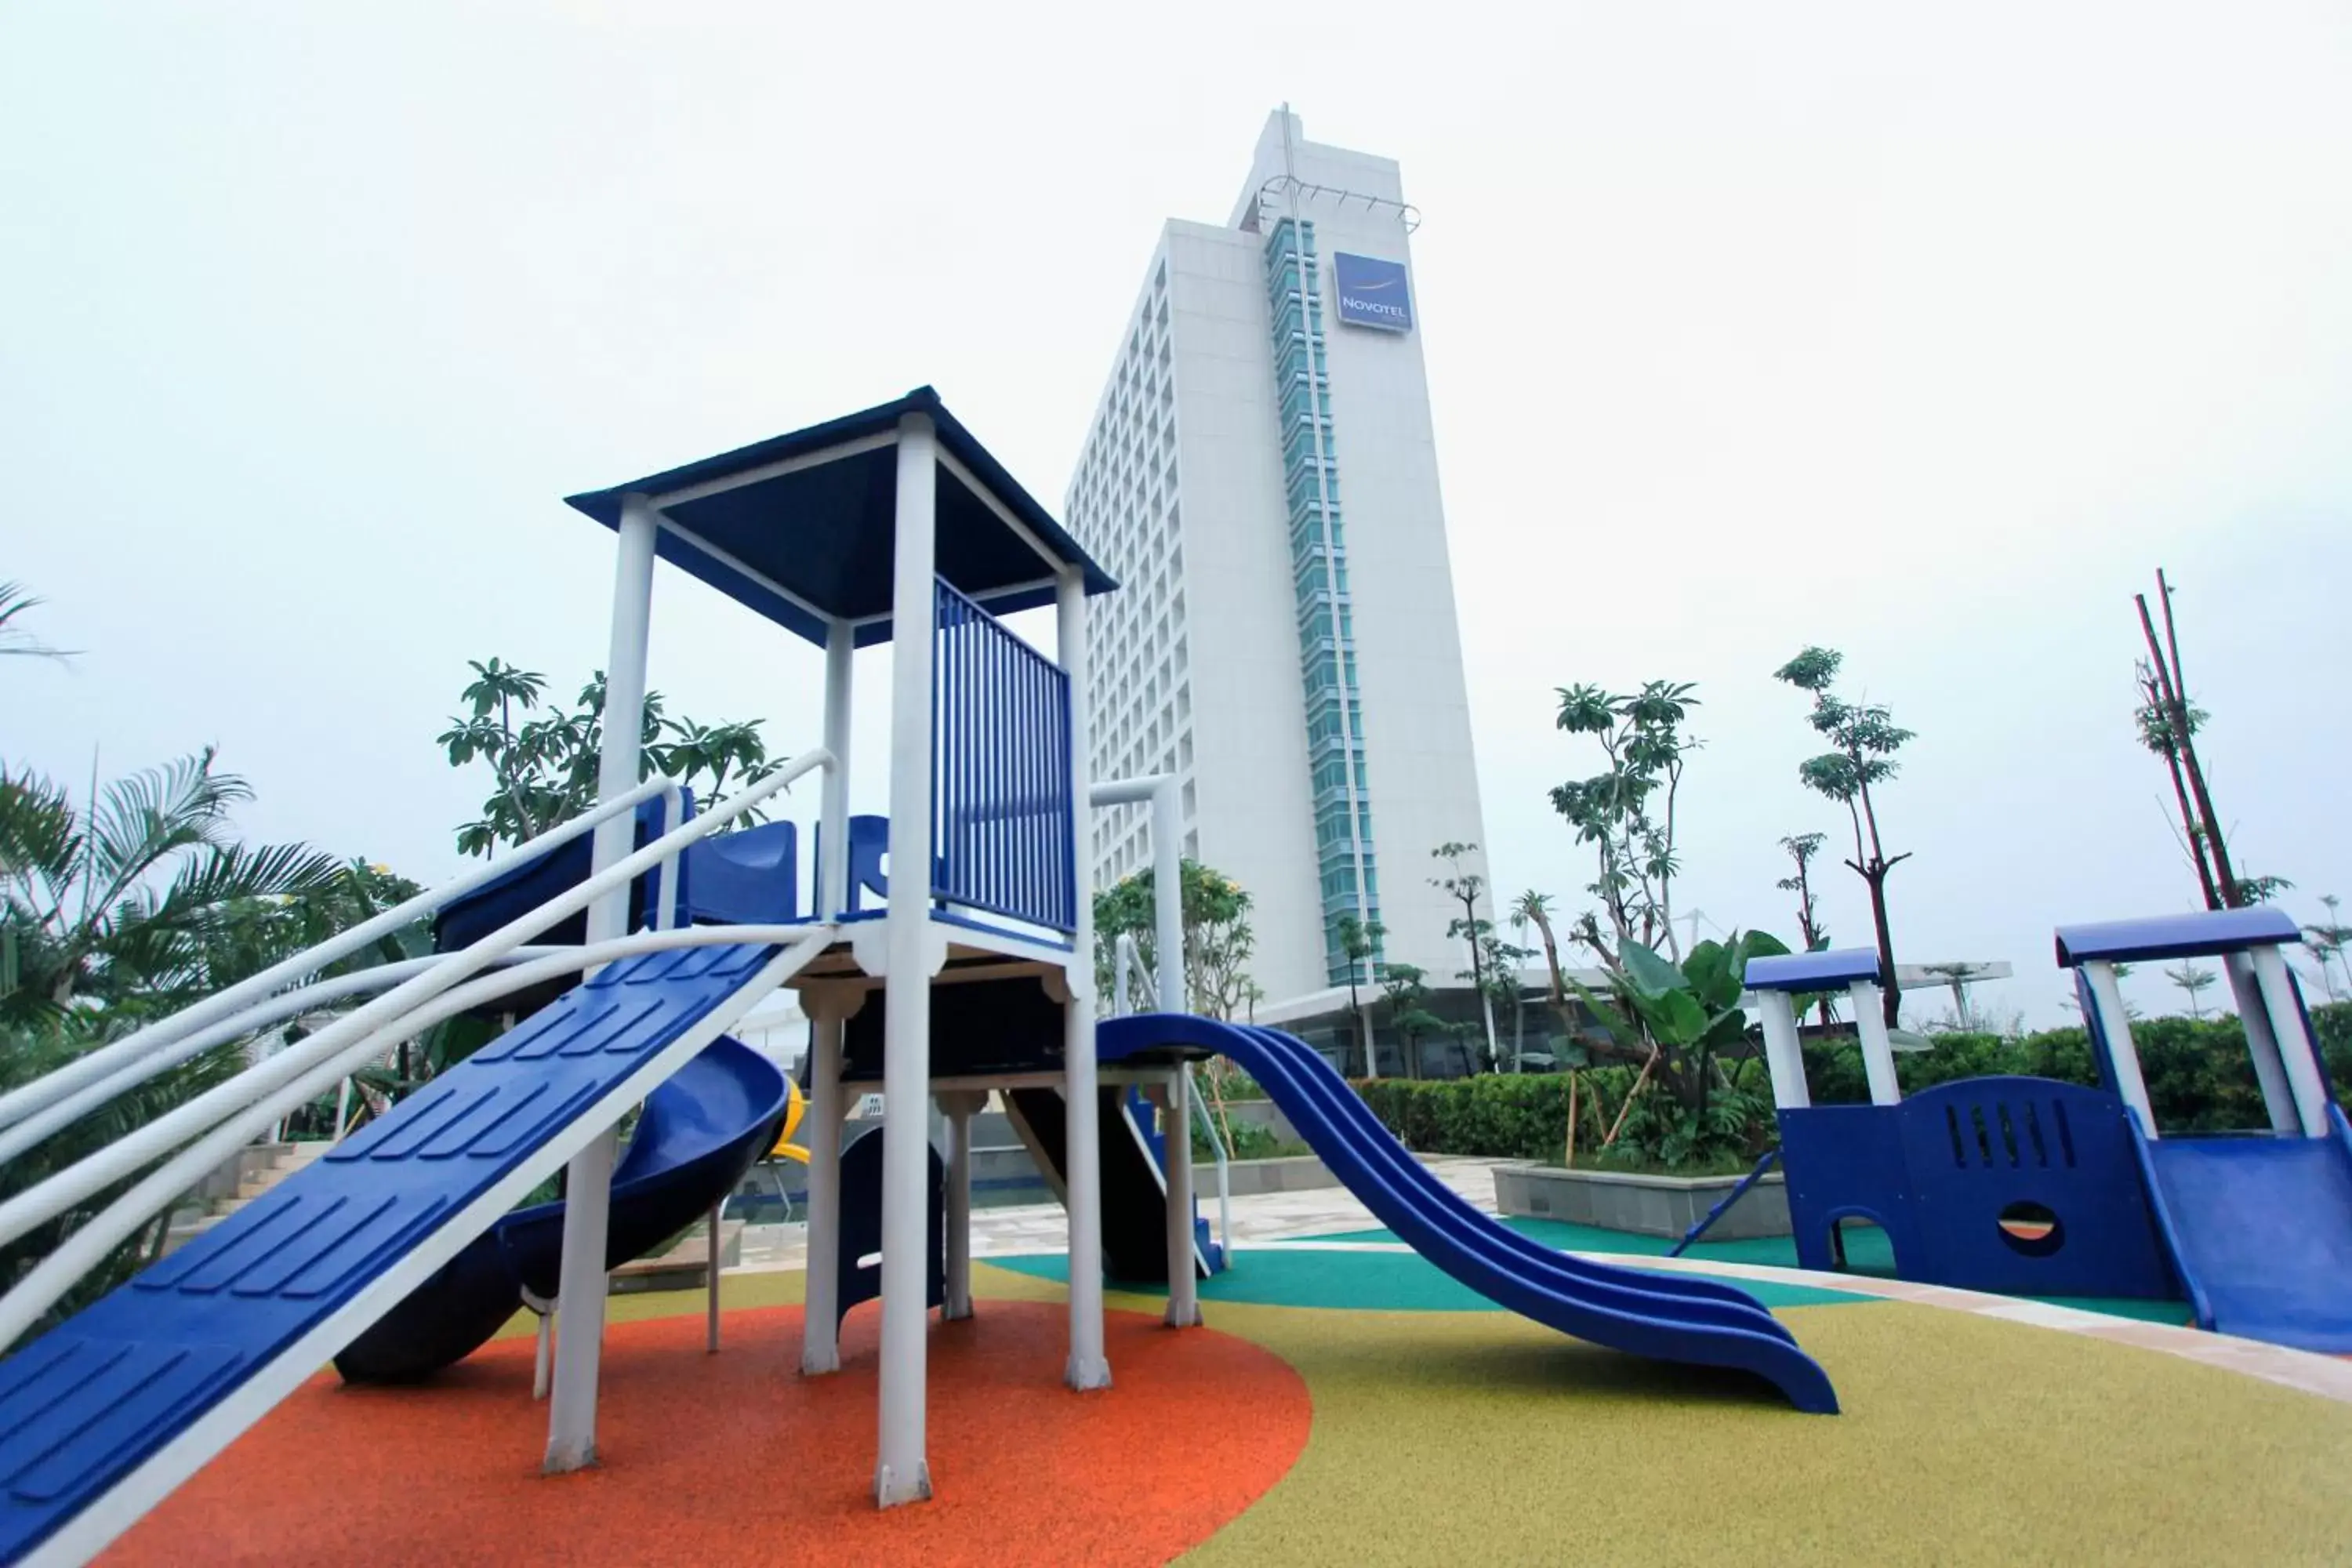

{"left": 770, "top": 1076, "right": 809, "bottom": 1164}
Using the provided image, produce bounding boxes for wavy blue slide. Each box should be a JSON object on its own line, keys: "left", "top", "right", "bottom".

{"left": 335, "top": 1033, "right": 790, "bottom": 1381}
{"left": 1097, "top": 1014, "right": 1839, "bottom": 1414}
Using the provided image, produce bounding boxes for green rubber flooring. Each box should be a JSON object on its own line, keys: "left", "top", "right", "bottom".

{"left": 990, "top": 1246, "right": 1872, "bottom": 1311}
{"left": 1272, "top": 1218, "right": 2196, "bottom": 1325}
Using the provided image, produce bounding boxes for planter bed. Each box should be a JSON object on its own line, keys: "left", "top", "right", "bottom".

{"left": 1492, "top": 1163, "right": 1788, "bottom": 1240}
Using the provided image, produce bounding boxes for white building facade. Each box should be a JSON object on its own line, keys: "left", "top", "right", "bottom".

{"left": 1064, "top": 111, "right": 1489, "bottom": 1007}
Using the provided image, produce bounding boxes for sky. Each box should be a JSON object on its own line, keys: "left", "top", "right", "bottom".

{"left": 5, "top": 2, "right": 2349, "bottom": 1027}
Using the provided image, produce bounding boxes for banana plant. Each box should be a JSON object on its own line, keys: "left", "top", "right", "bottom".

{"left": 1567, "top": 929, "right": 1791, "bottom": 1163}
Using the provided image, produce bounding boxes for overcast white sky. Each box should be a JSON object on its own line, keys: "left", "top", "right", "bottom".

{"left": 5, "top": 2, "right": 2348, "bottom": 1025}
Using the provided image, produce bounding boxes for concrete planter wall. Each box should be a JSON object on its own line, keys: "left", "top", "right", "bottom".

{"left": 1492, "top": 1163, "right": 1789, "bottom": 1240}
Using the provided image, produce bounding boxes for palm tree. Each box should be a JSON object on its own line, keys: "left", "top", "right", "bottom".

{"left": 0, "top": 750, "right": 347, "bottom": 1025}
{"left": 0, "top": 582, "right": 76, "bottom": 663}
{"left": 0, "top": 751, "right": 383, "bottom": 1333}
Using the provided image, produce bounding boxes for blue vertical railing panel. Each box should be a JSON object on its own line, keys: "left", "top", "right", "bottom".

{"left": 931, "top": 579, "right": 1076, "bottom": 935}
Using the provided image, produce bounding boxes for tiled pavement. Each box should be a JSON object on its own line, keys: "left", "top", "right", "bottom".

{"left": 732, "top": 1153, "right": 2352, "bottom": 1407}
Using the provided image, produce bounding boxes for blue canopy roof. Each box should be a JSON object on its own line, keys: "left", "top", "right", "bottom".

{"left": 565, "top": 387, "right": 1115, "bottom": 648}
{"left": 1745, "top": 948, "right": 1882, "bottom": 993}
{"left": 2053, "top": 906, "right": 2300, "bottom": 967}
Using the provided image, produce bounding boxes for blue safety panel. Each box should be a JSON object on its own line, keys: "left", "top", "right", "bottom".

{"left": 1780, "top": 1105, "right": 1917, "bottom": 1274}
{"left": 2053, "top": 906, "right": 2299, "bottom": 967}
{"left": 0, "top": 943, "right": 780, "bottom": 1564}
{"left": 564, "top": 387, "right": 1115, "bottom": 650}
{"left": 2133, "top": 1108, "right": 2352, "bottom": 1352}
{"left": 1745, "top": 947, "right": 1882, "bottom": 992}
{"left": 1782, "top": 1080, "right": 2173, "bottom": 1298}
{"left": 1098, "top": 1014, "right": 1838, "bottom": 1413}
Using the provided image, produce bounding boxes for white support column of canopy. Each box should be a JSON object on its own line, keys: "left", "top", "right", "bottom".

{"left": 876, "top": 415, "right": 939, "bottom": 1507}
{"left": 545, "top": 491, "right": 659, "bottom": 1474}
{"left": 1059, "top": 570, "right": 1111, "bottom": 1390}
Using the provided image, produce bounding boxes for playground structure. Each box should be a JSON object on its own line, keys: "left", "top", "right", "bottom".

{"left": 1743, "top": 907, "right": 2352, "bottom": 1352}
{"left": 0, "top": 388, "right": 1837, "bottom": 1567}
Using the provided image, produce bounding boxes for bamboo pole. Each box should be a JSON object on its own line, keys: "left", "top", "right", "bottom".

{"left": 1602, "top": 1050, "right": 1658, "bottom": 1149}
{"left": 1563, "top": 1070, "right": 1581, "bottom": 1168}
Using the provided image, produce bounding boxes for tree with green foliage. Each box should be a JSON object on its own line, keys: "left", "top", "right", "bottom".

{"left": 2303, "top": 895, "right": 2351, "bottom": 1004}
{"left": 1335, "top": 913, "right": 1385, "bottom": 1075}
{"left": 1093, "top": 859, "right": 1258, "bottom": 1019}
{"left": 2164, "top": 961, "right": 2217, "bottom": 1021}
{"left": 1549, "top": 682, "right": 1700, "bottom": 959}
{"left": 1430, "top": 841, "right": 1503, "bottom": 1072}
{"left": 1774, "top": 646, "right": 1913, "bottom": 1027}
{"left": 1377, "top": 961, "right": 1445, "bottom": 1080}
{"left": 1775, "top": 831, "right": 1838, "bottom": 1025}
{"left": 438, "top": 658, "right": 789, "bottom": 858}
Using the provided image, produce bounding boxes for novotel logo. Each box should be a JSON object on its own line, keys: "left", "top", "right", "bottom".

{"left": 1331, "top": 252, "right": 1413, "bottom": 333}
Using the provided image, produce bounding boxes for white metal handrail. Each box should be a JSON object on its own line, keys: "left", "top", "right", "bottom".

{"left": 0, "top": 920, "right": 835, "bottom": 1350}
{"left": 0, "top": 748, "right": 826, "bottom": 1264}
{"left": 0, "top": 775, "right": 685, "bottom": 1139}
{"left": 0, "top": 946, "right": 568, "bottom": 1169}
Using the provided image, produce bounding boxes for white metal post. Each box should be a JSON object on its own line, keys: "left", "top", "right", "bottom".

{"left": 877, "top": 414, "right": 938, "bottom": 1506}
{"left": 1848, "top": 982, "right": 1901, "bottom": 1106}
{"left": 1757, "top": 990, "right": 1809, "bottom": 1110}
{"left": 800, "top": 1008, "right": 846, "bottom": 1374}
{"left": 705, "top": 1199, "right": 721, "bottom": 1352}
{"left": 1058, "top": 569, "right": 1110, "bottom": 1391}
{"left": 1149, "top": 775, "right": 1198, "bottom": 1325}
{"left": 942, "top": 1092, "right": 976, "bottom": 1320}
{"left": 544, "top": 491, "right": 657, "bottom": 1474}
{"left": 2083, "top": 961, "right": 2158, "bottom": 1136}
{"left": 2249, "top": 945, "right": 2332, "bottom": 1138}
{"left": 820, "top": 620, "right": 854, "bottom": 920}
{"left": 2223, "top": 953, "right": 2300, "bottom": 1133}
{"left": 1152, "top": 777, "right": 1183, "bottom": 1015}
{"left": 1163, "top": 1069, "right": 1200, "bottom": 1326}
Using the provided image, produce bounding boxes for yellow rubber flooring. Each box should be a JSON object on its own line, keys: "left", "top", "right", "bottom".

{"left": 523, "top": 1260, "right": 2352, "bottom": 1565}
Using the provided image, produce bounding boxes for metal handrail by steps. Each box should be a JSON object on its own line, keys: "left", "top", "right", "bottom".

{"left": 1113, "top": 932, "right": 1229, "bottom": 1262}
{"left": 0, "top": 775, "right": 686, "bottom": 1146}
{"left": 0, "top": 749, "right": 833, "bottom": 1351}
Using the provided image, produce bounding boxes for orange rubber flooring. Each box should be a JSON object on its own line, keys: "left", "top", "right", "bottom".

{"left": 102, "top": 1300, "right": 1310, "bottom": 1568}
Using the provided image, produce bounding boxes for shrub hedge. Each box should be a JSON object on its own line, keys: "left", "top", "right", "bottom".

{"left": 1352, "top": 1003, "right": 2352, "bottom": 1159}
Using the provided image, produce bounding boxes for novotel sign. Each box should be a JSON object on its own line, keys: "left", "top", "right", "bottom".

{"left": 1331, "top": 252, "right": 1414, "bottom": 333}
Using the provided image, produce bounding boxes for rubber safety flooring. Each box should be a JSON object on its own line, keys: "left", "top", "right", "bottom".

{"left": 100, "top": 1254, "right": 2352, "bottom": 1566}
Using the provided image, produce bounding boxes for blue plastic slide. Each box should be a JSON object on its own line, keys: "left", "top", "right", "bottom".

{"left": 2131, "top": 1106, "right": 2352, "bottom": 1353}
{"left": 336, "top": 1033, "right": 790, "bottom": 1381}
{"left": 1096, "top": 1014, "right": 1839, "bottom": 1413}
{"left": 0, "top": 942, "right": 796, "bottom": 1566}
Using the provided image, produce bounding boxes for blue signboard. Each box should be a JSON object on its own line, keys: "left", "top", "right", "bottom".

{"left": 1332, "top": 252, "right": 1413, "bottom": 332}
